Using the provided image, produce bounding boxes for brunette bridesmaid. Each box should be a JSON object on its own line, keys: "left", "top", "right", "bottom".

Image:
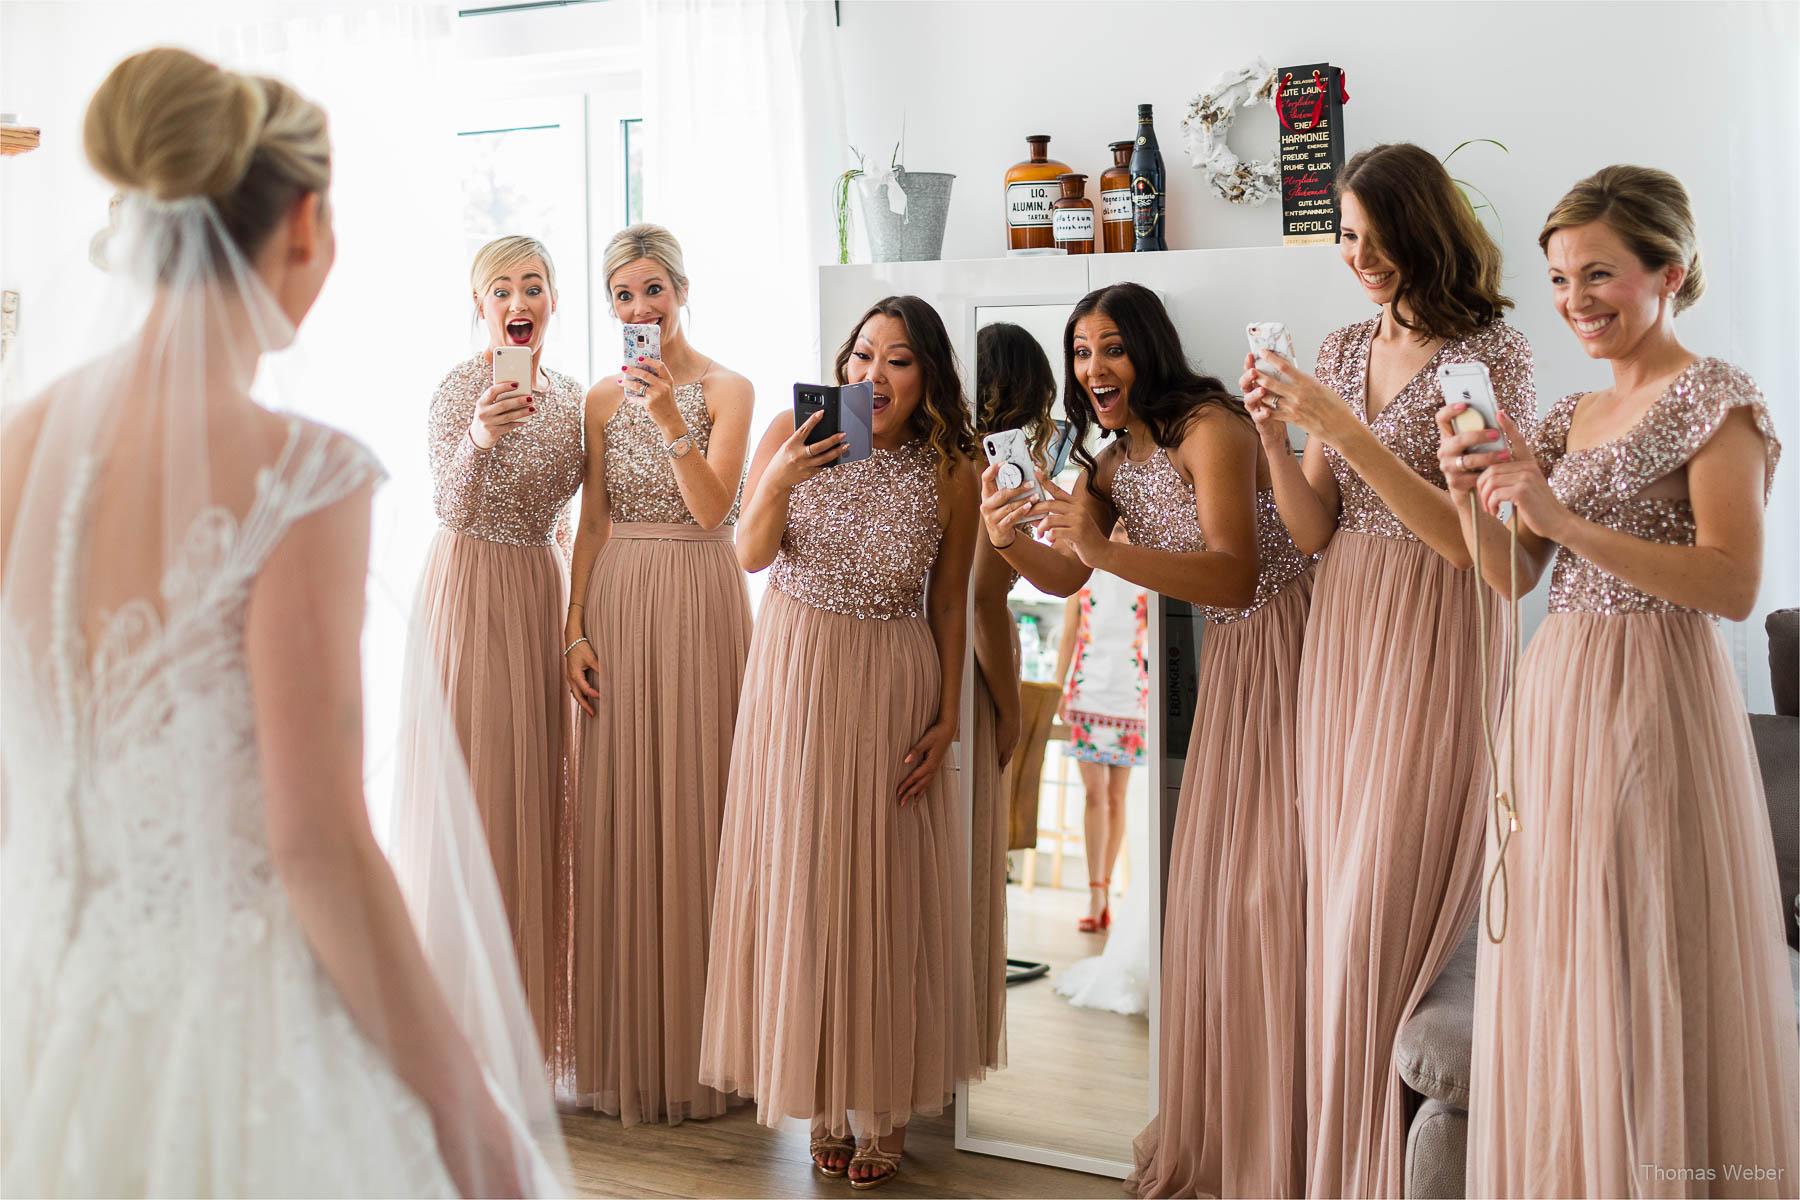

{"left": 700, "top": 296, "right": 981, "bottom": 1189}
{"left": 985, "top": 283, "right": 1313, "bottom": 1199}
{"left": 400, "top": 235, "right": 583, "bottom": 1049}
{"left": 1240, "top": 142, "right": 1536, "bottom": 1197}
{"left": 1440, "top": 166, "right": 1798, "bottom": 1197}
{"left": 560, "top": 225, "right": 754, "bottom": 1125}
{"left": 968, "top": 320, "right": 1061, "bottom": 1075}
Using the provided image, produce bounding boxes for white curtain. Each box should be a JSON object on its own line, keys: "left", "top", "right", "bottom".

{"left": 214, "top": 3, "right": 469, "bottom": 830}
{"left": 642, "top": 0, "right": 848, "bottom": 432}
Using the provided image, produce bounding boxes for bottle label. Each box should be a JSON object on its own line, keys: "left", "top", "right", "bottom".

{"left": 1052, "top": 208, "right": 1094, "bottom": 242}
{"left": 1132, "top": 176, "right": 1162, "bottom": 236}
{"left": 1006, "top": 180, "right": 1056, "bottom": 229}
{"left": 1101, "top": 188, "right": 1132, "bottom": 222}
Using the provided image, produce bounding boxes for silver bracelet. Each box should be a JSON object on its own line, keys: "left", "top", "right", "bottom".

{"left": 563, "top": 636, "right": 590, "bottom": 657}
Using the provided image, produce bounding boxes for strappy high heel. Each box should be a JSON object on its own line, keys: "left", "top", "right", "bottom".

{"left": 848, "top": 1139, "right": 902, "bottom": 1190}
{"left": 1077, "top": 878, "right": 1111, "bottom": 932}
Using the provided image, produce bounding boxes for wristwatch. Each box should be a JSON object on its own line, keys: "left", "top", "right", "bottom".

{"left": 665, "top": 431, "right": 694, "bottom": 459}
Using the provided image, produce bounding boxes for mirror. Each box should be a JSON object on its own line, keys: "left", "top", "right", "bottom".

{"left": 959, "top": 302, "right": 1156, "bottom": 1177}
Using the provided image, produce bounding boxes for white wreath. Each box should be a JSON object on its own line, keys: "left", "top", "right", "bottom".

{"left": 1181, "top": 57, "right": 1280, "bottom": 206}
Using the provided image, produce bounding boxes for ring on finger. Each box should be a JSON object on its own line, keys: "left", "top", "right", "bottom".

{"left": 1456, "top": 454, "right": 1466, "bottom": 471}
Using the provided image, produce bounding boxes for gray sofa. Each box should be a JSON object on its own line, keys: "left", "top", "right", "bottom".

{"left": 1398, "top": 608, "right": 1800, "bottom": 1198}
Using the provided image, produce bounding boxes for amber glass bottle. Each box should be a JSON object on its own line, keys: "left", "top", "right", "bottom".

{"left": 1050, "top": 174, "right": 1095, "bottom": 255}
{"left": 1099, "top": 140, "right": 1134, "bottom": 252}
{"left": 1003, "top": 134, "right": 1071, "bottom": 251}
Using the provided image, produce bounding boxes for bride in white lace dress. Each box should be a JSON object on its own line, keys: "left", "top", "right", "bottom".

{"left": 0, "top": 50, "right": 566, "bottom": 1197}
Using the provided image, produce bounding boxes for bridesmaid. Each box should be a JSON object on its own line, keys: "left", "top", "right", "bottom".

{"left": 561, "top": 225, "right": 754, "bottom": 1125}
{"left": 700, "top": 295, "right": 980, "bottom": 1189}
{"left": 1441, "top": 166, "right": 1798, "bottom": 1196}
{"left": 403, "top": 234, "right": 583, "bottom": 1049}
{"left": 983, "top": 282, "right": 1313, "bottom": 1199}
{"left": 969, "top": 320, "right": 1061, "bottom": 1075}
{"left": 1240, "top": 141, "right": 1536, "bottom": 1197}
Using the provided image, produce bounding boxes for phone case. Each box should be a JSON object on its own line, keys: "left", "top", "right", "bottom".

{"left": 1045, "top": 419, "right": 1077, "bottom": 480}
{"left": 622, "top": 322, "right": 661, "bottom": 362}
{"left": 1246, "top": 321, "right": 1296, "bottom": 377}
{"left": 983, "top": 427, "right": 1045, "bottom": 523}
{"left": 492, "top": 346, "right": 533, "bottom": 402}
{"left": 1437, "top": 362, "right": 1505, "bottom": 455}
{"left": 792, "top": 382, "right": 874, "bottom": 466}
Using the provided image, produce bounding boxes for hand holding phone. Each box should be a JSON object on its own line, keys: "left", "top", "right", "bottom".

{"left": 492, "top": 345, "right": 534, "bottom": 403}
{"left": 1436, "top": 361, "right": 1506, "bottom": 456}
{"left": 792, "top": 382, "right": 874, "bottom": 467}
{"left": 982, "top": 427, "right": 1046, "bottom": 524}
{"left": 1246, "top": 322, "right": 1296, "bottom": 379}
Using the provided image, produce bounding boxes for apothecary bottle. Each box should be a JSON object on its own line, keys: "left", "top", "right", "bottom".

{"left": 1004, "top": 134, "right": 1071, "bottom": 251}
{"left": 1050, "top": 173, "right": 1095, "bottom": 254}
{"left": 1100, "top": 140, "right": 1134, "bottom": 252}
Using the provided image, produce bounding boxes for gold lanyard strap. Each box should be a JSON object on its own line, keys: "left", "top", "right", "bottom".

{"left": 1471, "top": 489, "right": 1521, "bottom": 944}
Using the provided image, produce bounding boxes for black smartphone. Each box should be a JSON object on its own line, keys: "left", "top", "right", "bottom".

{"left": 792, "top": 382, "right": 874, "bottom": 465}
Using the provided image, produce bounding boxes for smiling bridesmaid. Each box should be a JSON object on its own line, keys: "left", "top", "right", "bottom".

{"left": 397, "top": 235, "right": 585, "bottom": 1051}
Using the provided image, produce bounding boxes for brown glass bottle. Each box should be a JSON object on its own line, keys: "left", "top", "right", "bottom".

{"left": 1099, "top": 140, "right": 1134, "bottom": 253}
{"left": 1003, "top": 134, "right": 1071, "bottom": 250}
{"left": 1050, "top": 174, "right": 1095, "bottom": 255}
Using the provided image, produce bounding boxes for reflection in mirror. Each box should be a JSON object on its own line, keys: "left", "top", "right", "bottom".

{"left": 964, "top": 304, "right": 1151, "bottom": 1176}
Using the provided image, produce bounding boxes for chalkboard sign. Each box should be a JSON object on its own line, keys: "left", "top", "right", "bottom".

{"left": 1276, "top": 63, "right": 1348, "bottom": 246}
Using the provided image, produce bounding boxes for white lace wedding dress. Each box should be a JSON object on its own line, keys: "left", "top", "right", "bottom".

{"left": 1, "top": 419, "right": 457, "bottom": 1197}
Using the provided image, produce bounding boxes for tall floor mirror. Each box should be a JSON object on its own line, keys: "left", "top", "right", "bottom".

{"left": 957, "top": 300, "right": 1177, "bottom": 1178}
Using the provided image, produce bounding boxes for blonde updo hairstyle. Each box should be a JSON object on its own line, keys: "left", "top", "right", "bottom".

{"left": 470, "top": 235, "right": 558, "bottom": 315}
{"left": 84, "top": 47, "right": 330, "bottom": 264}
{"left": 602, "top": 223, "right": 691, "bottom": 306}
{"left": 1539, "top": 165, "right": 1705, "bottom": 314}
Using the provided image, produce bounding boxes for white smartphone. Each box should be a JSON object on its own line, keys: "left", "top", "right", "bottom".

{"left": 492, "top": 345, "right": 533, "bottom": 402}
{"left": 1246, "top": 321, "right": 1296, "bottom": 378}
{"left": 622, "top": 322, "right": 661, "bottom": 362}
{"left": 983, "top": 427, "right": 1046, "bottom": 523}
{"left": 1436, "top": 361, "right": 1505, "bottom": 455}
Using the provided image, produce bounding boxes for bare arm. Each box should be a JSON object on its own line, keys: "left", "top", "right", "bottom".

{"left": 1242, "top": 353, "right": 1340, "bottom": 554}
{"left": 734, "top": 413, "right": 845, "bottom": 572}
{"left": 1053, "top": 591, "right": 1080, "bottom": 693}
{"left": 1477, "top": 407, "right": 1769, "bottom": 618}
{"left": 898, "top": 458, "right": 980, "bottom": 806}
{"left": 980, "top": 461, "right": 1111, "bottom": 598}
{"left": 970, "top": 536, "right": 1021, "bottom": 713}
{"left": 247, "top": 481, "right": 509, "bottom": 1195}
{"left": 562, "top": 387, "right": 614, "bottom": 716}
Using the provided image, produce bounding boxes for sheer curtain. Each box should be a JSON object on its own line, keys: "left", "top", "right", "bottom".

{"left": 642, "top": 0, "right": 847, "bottom": 433}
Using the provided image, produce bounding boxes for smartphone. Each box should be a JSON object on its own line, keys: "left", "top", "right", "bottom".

{"left": 792, "top": 381, "right": 874, "bottom": 466}
{"left": 1246, "top": 321, "right": 1296, "bottom": 378}
{"left": 1045, "top": 419, "right": 1076, "bottom": 480}
{"left": 1436, "top": 361, "right": 1506, "bottom": 456}
{"left": 622, "top": 322, "right": 661, "bottom": 363}
{"left": 983, "top": 427, "right": 1046, "bottom": 523}
{"left": 492, "top": 345, "right": 533, "bottom": 402}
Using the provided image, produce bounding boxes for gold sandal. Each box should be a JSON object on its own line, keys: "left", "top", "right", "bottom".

{"left": 810, "top": 1133, "right": 854, "bottom": 1179}
{"left": 848, "top": 1140, "right": 902, "bottom": 1190}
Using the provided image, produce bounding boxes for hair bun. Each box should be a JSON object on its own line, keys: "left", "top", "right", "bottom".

{"left": 84, "top": 48, "right": 267, "bottom": 201}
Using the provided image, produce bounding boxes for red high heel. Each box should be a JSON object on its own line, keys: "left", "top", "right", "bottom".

{"left": 1077, "top": 879, "right": 1111, "bottom": 932}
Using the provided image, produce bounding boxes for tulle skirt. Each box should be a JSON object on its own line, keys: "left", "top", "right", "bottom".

{"left": 1300, "top": 532, "right": 1504, "bottom": 1197}
{"left": 1469, "top": 611, "right": 1800, "bottom": 1197}
{"left": 398, "top": 527, "right": 565, "bottom": 1050}
{"left": 565, "top": 524, "right": 751, "bottom": 1126}
{"left": 1, "top": 887, "right": 455, "bottom": 1197}
{"left": 699, "top": 590, "right": 976, "bottom": 1138}
{"left": 1130, "top": 574, "right": 1312, "bottom": 1199}
{"left": 970, "top": 655, "right": 1015, "bottom": 1075}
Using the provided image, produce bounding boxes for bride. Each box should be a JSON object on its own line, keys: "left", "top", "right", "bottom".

{"left": 0, "top": 49, "right": 566, "bottom": 1196}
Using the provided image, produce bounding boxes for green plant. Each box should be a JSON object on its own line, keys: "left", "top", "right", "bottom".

{"left": 835, "top": 119, "right": 906, "bottom": 265}
{"left": 1443, "top": 138, "right": 1508, "bottom": 240}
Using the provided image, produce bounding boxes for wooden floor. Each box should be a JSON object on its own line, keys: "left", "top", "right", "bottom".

{"left": 561, "top": 1104, "right": 1124, "bottom": 1199}
{"left": 964, "top": 884, "right": 1151, "bottom": 1168}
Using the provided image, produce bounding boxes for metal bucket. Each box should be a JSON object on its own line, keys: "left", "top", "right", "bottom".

{"left": 860, "top": 169, "right": 954, "bottom": 262}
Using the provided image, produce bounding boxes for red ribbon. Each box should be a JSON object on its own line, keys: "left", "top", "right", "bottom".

{"left": 1277, "top": 68, "right": 1350, "bottom": 131}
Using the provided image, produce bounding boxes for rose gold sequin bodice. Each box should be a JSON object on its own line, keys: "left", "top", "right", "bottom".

{"left": 603, "top": 383, "right": 738, "bottom": 525}
{"left": 1108, "top": 442, "right": 1309, "bottom": 624}
{"left": 1533, "top": 358, "right": 1779, "bottom": 616}
{"left": 1315, "top": 316, "right": 1536, "bottom": 540}
{"left": 428, "top": 355, "right": 584, "bottom": 545}
{"left": 771, "top": 439, "right": 942, "bottom": 620}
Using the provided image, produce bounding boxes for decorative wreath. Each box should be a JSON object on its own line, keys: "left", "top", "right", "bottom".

{"left": 1181, "top": 57, "right": 1280, "bottom": 206}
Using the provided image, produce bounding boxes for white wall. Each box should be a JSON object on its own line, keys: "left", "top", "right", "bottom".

{"left": 831, "top": 0, "right": 1800, "bottom": 710}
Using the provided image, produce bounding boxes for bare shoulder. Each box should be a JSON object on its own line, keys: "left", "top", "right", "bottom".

{"left": 700, "top": 363, "right": 755, "bottom": 408}
{"left": 585, "top": 373, "right": 626, "bottom": 429}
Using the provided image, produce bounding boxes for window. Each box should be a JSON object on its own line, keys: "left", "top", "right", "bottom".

{"left": 622, "top": 118, "right": 644, "bottom": 226}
